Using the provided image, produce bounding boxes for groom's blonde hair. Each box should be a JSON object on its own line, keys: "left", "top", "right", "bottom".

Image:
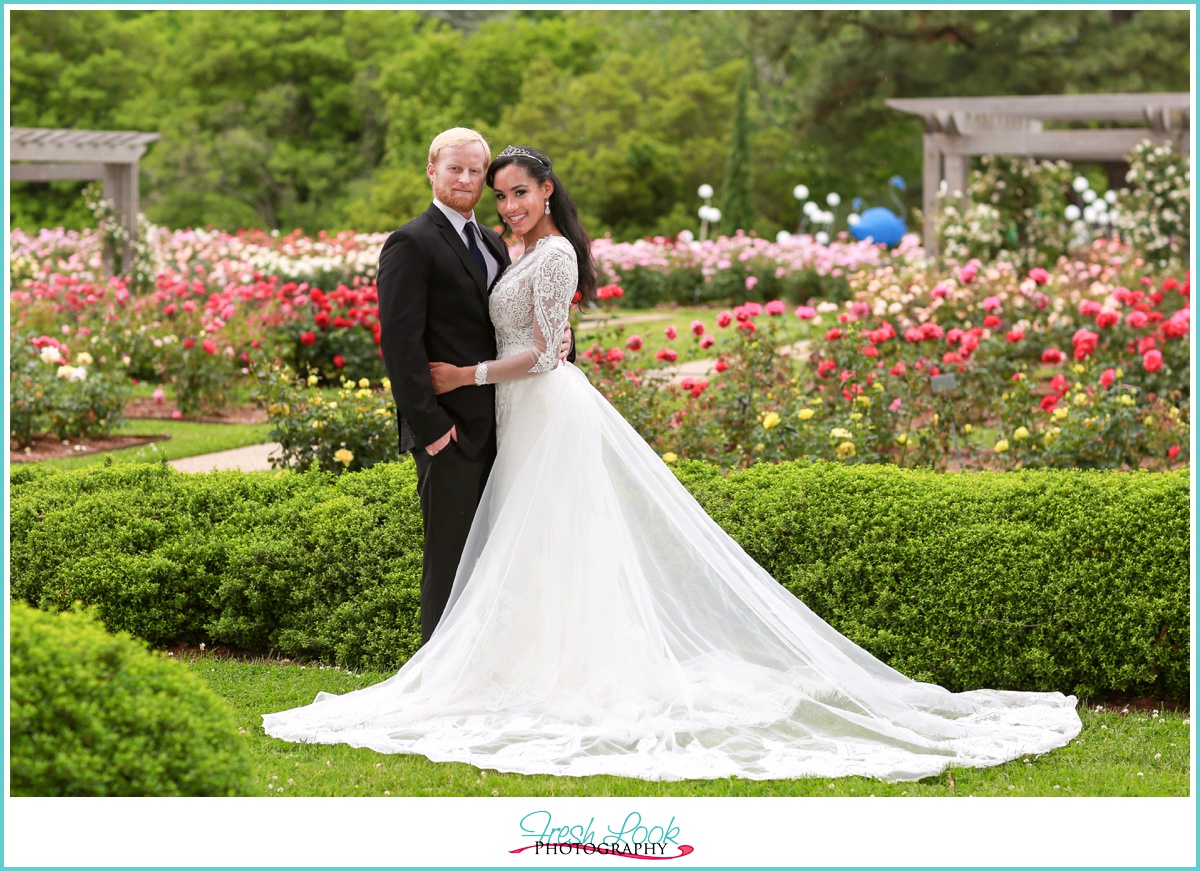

{"left": 428, "top": 127, "right": 491, "bottom": 167}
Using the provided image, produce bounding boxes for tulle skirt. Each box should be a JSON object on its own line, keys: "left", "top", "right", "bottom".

{"left": 262, "top": 364, "right": 1081, "bottom": 781}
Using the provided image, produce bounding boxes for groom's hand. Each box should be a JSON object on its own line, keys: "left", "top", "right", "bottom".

{"left": 558, "top": 325, "right": 572, "bottom": 363}
{"left": 425, "top": 425, "right": 457, "bottom": 456}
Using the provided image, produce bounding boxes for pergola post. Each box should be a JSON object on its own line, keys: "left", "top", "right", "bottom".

{"left": 887, "top": 93, "right": 1190, "bottom": 258}
{"left": 9, "top": 128, "right": 161, "bottom": 277}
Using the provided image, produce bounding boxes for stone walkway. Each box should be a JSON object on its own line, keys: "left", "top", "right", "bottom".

{"left": 170, "top": 442, "right": 280, "bottom": 473}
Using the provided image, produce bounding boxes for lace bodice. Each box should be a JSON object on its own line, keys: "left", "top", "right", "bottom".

{"left": 485, "top": 235, "right": 577, "bottom": 435}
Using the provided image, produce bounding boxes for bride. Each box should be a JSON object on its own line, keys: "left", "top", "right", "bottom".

{"left": 262, "top": 146, "right": 1081, "bottom": 782}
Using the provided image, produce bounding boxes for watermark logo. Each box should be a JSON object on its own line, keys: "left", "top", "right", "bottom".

{"left": 511, "top": 810, "right": 694, "bottom": 860}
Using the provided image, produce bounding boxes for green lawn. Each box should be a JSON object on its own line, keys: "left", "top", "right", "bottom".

{"left": 29, "top": 419, "right": 272, "bottom": 472}
{"left": 194, "top": 654, "right": 1189, "bottom": 797}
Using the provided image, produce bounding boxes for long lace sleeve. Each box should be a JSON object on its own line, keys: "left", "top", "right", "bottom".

{"left": 480, "top": 239, "right": 577, "bottom": 384}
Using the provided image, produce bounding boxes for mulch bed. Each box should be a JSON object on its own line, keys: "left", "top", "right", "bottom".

{"left": 10, "top": 400, "right": 267, "bottom": 463}
{"left": 122, "top": 398, "right": 267, "bottom": 425}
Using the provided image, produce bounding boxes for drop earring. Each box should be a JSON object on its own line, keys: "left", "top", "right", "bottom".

{"left": 544, "top": 198, "right": 551, "bottom": 215}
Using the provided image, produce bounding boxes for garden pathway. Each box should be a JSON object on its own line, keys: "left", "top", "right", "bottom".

{"left": 170, "top": 442, "right": 279, "bottom": 473}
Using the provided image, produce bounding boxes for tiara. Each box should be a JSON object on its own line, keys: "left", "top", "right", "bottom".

{"left": 497, "top": 145, "right": 550, "bottom": 167}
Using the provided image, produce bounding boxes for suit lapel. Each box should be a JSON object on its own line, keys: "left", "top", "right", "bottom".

{"left": 426, "top": 205, "right": 488, "bottom": 300}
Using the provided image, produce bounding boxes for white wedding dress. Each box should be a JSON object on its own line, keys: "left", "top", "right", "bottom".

{"left": 263, "top": 236, "right": 1081, "bottom": 781}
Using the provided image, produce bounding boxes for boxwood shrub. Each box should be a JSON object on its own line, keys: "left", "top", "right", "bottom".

{"left": 9, "top": 601, "right": 255, "bottom": 796}
{"left": 9, "top": 459, "right": 1189, "bottom": 701}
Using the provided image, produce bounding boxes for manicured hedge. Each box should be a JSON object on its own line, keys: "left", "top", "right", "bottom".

{"left": 9, "top": 602, "right": 255, "bottom": 796}
{"left": 9, "top": 459, "right": 1190, "bottom": 701}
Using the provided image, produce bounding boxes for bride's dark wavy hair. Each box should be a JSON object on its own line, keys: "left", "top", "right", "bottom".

{"left": 486, "top": 146, "right": 598, "bottom": 307}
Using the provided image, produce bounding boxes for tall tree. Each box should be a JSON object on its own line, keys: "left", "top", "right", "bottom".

{"left": 719, "top": 63, "right": 755, "bottom": 235}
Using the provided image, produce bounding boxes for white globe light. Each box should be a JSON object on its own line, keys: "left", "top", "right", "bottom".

{"left": 1093, "top": 198, "right": 1108, "bottom": 212}
{"left": 1081, "top": 189, "right": 1097, "bottom": 204}
{"left": 678, "top": 229, "right": 695, "bottom": 243}
{"left": 776, "top": 230, "right": 792, "bottom": 243}
{"left": 698, "top": 184, "right": 714, "bottom": 199}
{"left": 709, "top": 207, "right": 722, "bottom": 223}
{"left": 822, "top": 211, "right": 835, "bottom": 225}
{"left": 826, "top": 192, "right": 841, "bottom": 207}
{"left": 847, "top": 213, "right": 861, "bottom": 226}
{"left": 803, "top": 201, "right": 820, "bottom": 218}
{"left": 1064, "top": 204, "right": 1082, "bottom": 221}
{"left": 815, "top": 231, "right": 830, "bottom": 245}
{"left": 698, "top": 206, "right": 710, "bottom": 220}
{"left": 1072, "top": 176, "right": 1091, "bottom": 193}
{"left": 793, "top": 184, "right": 809, "bottom": 201}
{"left": 1083, "top": 206, "right": 1098, "bottom": 223}
{"left": 1104, "top": 190, "right": 1118, "bottom": 204}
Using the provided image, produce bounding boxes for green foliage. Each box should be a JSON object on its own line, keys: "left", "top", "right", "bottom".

{"left": 9, "top": 460, "right": 1189, "bottom": 702}
{"left": 8, "top": 9, "right": 1190, "bottom": 240}
{"left": 10, "top": 462, "right": 425, "bottom": 671}
{"left": 936, "top": 156, "right": 1076, "bottom": 269}
{"left": 1115, "top": 140, "right": 1191, "bottom": 268}
{"left": 252, "top": 364, "right": 396, "bottom": 474}
{"left": 719, "top": 63, "right": 756, "bottom": 235}
{"left": 9, "top": 335, "right": 130, "bottom": 445}
{"left": 9, "top": 601, "right": 255, "bottom": 796}
{"left": 672, "top": 460, "right": 1190, "bottom": 702}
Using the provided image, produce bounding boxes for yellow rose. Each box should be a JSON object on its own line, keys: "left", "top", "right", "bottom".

{"left": 1073, "top": 393, "right": 1089, "bottom": 407}
{"left": 896, "top": 433, "right": 908, "bottom": 445}
{"left": 307, "top": 374, "right": 320, "bottom": 386}
{"left": 1013, "top": 426, "right": 1030, "bottom": 440}
{"left": 855, "top": 395, "right": 871, "bottom": 407}
{"left": 334, "top": 448, "right": 354, "bottom": 466}
{"left": 1143, "top": 415, "right": 1155, "bottom": 427}
{"left": 327, "top": 401, "right": 338, "bottom": 410}
{"left": 1052, "top": 407, "right": 1069, "bottom": 421}
{"left": 872, "top": 381, "right": 884, "bottom": 391}
{"left": 311, "top": 420, "right": 322, "bottom": 429}
{"left": 358, "top": 378, "right": 371, "bottom": 389}
{"left": 849, "top": 412, "right": 863, "bottom": 421}
{"left": 963, "top": 424, "right": 972, "bottom": 435}
{"left": 1071, "top": 363, "right": 1085, "bottom": 374}
{"left": 1043, "top": 431, "right": 1057, "bottom": 446}
{"left": 797, "top": 408, "right": 815, "bottom": 421}
{"left": 836, "top": 441, "right": 856, "bottom": 458}
{"left": 994, "top": 438, "right": 1010, "bottom": 453}
{"left": 662, "top": 452, "right": 678, "bottom": 463}
{"left": 382, "top": 377, "right": 391, "bottom": 391}
{"left": 75, "top": 352, "right": 93, "bottom": 366}
{"left": 762, "top": 411, "right": 781, "bottom": 430}
{"left": 830, "top": 427, "right": 853, "bottom": 440}
{"left": 754, "top": 443, "right": 765, "bottom": 452}
{"left": 1114, "top": 368, "right": 1124, "bottom": 379}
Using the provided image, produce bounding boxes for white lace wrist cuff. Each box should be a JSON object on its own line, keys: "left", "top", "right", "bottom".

{"left": 474, "top": 362, "right": 489, "bottom": 386}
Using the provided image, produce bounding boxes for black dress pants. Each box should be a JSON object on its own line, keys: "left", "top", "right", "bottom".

{"left": 411, "top": 441, "right": 495, "bottom": 643}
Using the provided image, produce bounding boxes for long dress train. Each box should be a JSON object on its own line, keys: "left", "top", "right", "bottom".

{"left": 263, "top": 236, "right": 1081, "bottom": 781}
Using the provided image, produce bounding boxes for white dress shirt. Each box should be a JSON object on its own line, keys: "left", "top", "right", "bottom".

{"left": 432, "top": 198, "right": 500, "bottom": 289}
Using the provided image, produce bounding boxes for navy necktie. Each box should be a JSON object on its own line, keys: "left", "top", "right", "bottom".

{"left": 463, "top": 222, "right": 487, "bottom": 281}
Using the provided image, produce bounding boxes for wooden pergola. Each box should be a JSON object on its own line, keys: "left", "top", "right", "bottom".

{"left": 885, "top": 93, "right": 1191, "bottom": 255}
{"left": 9, "top": 127, "right": 161, "bottom": 271}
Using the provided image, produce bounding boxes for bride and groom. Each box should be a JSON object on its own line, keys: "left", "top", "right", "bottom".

{"left": 262, "top": 128, "right": 1081, "bottom": 782}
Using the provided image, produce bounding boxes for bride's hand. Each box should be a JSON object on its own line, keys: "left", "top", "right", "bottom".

{"left": 429, "top": 362, "right": 468, "bottom": 394}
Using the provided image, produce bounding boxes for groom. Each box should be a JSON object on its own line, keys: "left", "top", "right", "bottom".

{"left": 377, "top": 128, "right": 508, "bottom": 644}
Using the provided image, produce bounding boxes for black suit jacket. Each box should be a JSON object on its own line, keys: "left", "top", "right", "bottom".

{"left": 377, "top": 204, "right": 512, "bottom": 460}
